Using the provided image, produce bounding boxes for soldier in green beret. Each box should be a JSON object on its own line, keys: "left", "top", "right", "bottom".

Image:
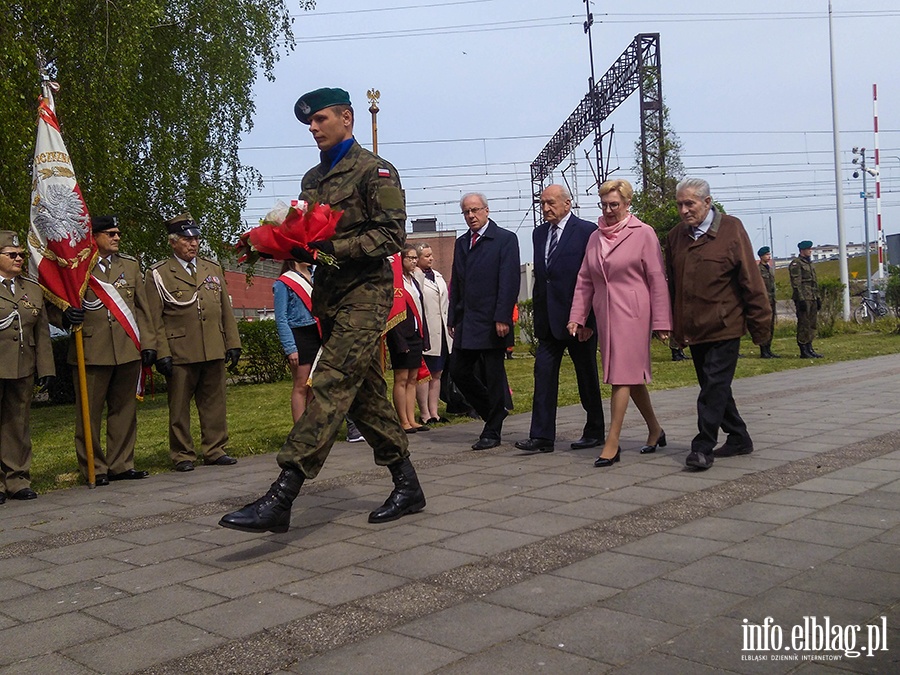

{"left": 789, "top": 240, "right": 822, "bottom": 358}
{"left": 221, "top": 87, "right": 424, "bottom": 533}
{"left": 757, "top": 246, "right": 779, "bottom": 358}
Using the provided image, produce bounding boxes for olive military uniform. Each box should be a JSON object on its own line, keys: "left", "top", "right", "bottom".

{"left": 758, "top": 258, "right": 776, "bottom": 349}
{"left": 55, "top": 253, "right": 159, "bottom": 479}
{"left": 789, "top": 254, "right": 818, "bottom": 346}
{"left": 276, "top": 139, "right": 409, "bottom": 478}
{"left": 145, "top": 255, "right": 240, "bottom": 465}
{"left": 0, "top": 274, "right": 54, "bottom": 495}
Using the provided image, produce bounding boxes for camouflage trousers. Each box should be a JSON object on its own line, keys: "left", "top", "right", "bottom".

{"left": 795, "top": 300, "right": 818, "bottom": 344}
{"left": 276, "top": 301, "right": 409, "bottom": 479}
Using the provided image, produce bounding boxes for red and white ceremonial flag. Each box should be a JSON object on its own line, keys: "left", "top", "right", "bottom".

{"left": 28, "top": 80, "right": 97, "bottom": 310}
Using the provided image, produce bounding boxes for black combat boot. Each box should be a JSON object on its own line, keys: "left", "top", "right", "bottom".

{"left": 808, "top": 342, "right": 824, "bottom": 358}
{"left": 799, "top": 343, "right": 811, "bottom": 358}
{"left": 767, "top": 344, "right": 780, "bottom": 358}
{"left": 760, "top": 345, "right": 771, "bottom": 359}
{"left": 218, "top": 468, "right": 304, "bottom": 533}
{"left": 368, "top": 457, "right": 426, "bottom": 523}
{"left": 671, "top": 348, "right": 686, "bottom": 362}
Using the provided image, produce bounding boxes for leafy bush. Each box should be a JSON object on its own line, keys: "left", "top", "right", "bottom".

{"left": 884, "top": 265, "right": 900, "bottom": 316}
{"left": 236, "top": 319, "right": 288, "bottom": 384}
{"left": 517, "top": 299, "right": 536, "bottom": 356}
{"left": 817, "top": 277, "right": 845, "bottom": 338}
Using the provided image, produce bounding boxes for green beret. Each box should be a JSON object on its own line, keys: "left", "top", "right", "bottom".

{"left": 165, "top": 212, "right": 200, "bottom": 237}
{"left": 294, "top": 88, "right": 351, "bottom": 124}
{"left": 0, "top": 231, "right": 22, "bottom": 248}
{"left": 797, "top": 240, "right": 813, "bottom": 250}
{"left": 757, "top": 246, "right": 770, "bottom": 256}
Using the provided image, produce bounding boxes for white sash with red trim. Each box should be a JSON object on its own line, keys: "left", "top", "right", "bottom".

{"left": 279, "top": 270, "right": 321, "bottom": 337}
{"left": 86, "top": 275, "right": 141, "bottom": 351}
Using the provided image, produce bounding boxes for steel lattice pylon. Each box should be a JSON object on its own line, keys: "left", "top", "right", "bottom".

{"left": 530, "top": 33, "right": 663, "bottom": 226}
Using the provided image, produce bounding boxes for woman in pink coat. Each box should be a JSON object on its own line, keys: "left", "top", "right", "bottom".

{"left": 567, "top": 179, "right": 672, "bottom": 467}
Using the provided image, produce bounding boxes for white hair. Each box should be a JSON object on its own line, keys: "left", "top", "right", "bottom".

{"left": 459, "top": 192, "right": 488, "bottom": 209}
{"left": 676, "top": 178, "right": 711, "bottom": 199}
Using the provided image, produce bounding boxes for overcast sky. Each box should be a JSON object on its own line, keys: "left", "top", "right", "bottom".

{"left": 238, "top": 0, "right": 900, "bottom": 263}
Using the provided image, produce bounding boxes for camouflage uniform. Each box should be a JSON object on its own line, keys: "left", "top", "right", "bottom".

{"left": 789, "top": 255, "right": 818, "bottom": 345}
{"left": 276, "top": 139, "right": 409, "bottom": 478}
{"left": 758, "top": 260, "right": 776, "bottom": 347}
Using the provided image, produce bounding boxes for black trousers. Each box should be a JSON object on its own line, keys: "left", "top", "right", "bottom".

{"left": 689, "top": 338, "right": 750, "bottom": 455}
{"left": 530, "top": 334, "right": 604, "bottom": 441}
{"left": 449, "top": 347, "right": 508, "bottom": 440}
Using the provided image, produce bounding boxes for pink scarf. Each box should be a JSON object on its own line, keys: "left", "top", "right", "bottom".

{"left": 598, "top": 213, "right": 631, "bottom": 239}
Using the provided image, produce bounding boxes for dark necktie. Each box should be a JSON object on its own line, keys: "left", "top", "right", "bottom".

{"left": 470, "top": 231, "right": 479, "bottom": 249}
{"left": 2, "top": 278, "right": 12, "bottom": 296}
{"left": 98, "top": 258, "right": 109, "bottom": 275}
{"left": 547, "top": 224, "right": 559, "bottom": 265}
{"left": 187, "top": 261, "right": 196, "bottom": 278}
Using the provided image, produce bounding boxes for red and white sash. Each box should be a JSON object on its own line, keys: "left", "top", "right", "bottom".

{"left": 279, "top": 270, "right": 321, "bottom": 337}
{"left": 87, "top": 276, "right": 141, "bottom": 351}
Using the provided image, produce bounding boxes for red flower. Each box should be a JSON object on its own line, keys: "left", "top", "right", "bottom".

{"left": 234, "top": 202, "right": 343, "bottom": 265}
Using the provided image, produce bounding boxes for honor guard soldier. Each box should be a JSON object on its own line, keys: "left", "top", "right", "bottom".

{"left": 0, "top": 231, "right": 54, "bottom": 502}
{"left": 757, "top": 246, "right": 779, "bottom": 358}
{"left": 789, "top": 240, "right": 823, "bottom": 358}
{"left": 145, "top": 213, "right": 241, "bottom": 471}
{"left": 220, "top": 86, "right": 424, "bottom": 533}
{"left": 52, "top": 215, "right": 158, "bottom": 484}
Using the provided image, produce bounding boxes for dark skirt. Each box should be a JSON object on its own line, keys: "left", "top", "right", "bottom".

{"left": 389, "top": 333, "right": 424, "bottom": 370}
{"left": 291, "top": 325, "right": 322, "bottom": 365}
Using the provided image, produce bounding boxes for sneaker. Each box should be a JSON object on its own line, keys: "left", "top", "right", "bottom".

{"left": 346, "top": 421, "right": 364, "bottom": 443}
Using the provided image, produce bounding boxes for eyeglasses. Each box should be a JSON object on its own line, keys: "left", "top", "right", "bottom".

{"left": 599, "top": 201, "right": 622, "bottom": 210}
{"left": 99, "top": 231, "right": 121, "bottom": 238}
{"left": 403, "top": 256, "right": 418, "bottom": 260}
{"left": 0, "top": 252, "right": 25, "bottom": 260}
{"left": 461, "top": 206, "right": 486, "bottom": 216}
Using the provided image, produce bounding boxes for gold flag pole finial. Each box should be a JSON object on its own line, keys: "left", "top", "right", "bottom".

{"left": 367, "top": 88, "right": 380, "bottom": 155}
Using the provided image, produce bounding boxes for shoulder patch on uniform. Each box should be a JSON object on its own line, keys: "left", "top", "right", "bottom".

{"left": 378, "top": 167, "right": 391, "bottom": 178}
{"left": 378, "top": 186, "right": 405, "bottom": 211}
{"left": 150, "top": 259, "right": 167, "bottom": 269}
{"left": 117, "top": 252, "right": 137, "bottom": 261}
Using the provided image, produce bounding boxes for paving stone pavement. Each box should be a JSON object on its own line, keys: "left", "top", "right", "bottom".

{"left": 1, "top": 354, "right": 899, "bottom": 674}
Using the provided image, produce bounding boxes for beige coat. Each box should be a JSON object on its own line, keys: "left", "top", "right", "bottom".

{"left": 145, "top": 256, "right": 240, "bottom": 364}
{"left": 0, "top": 275, "right": 54, "bottom": 380}
{"left": 414, "top": 267, "right": 452, "bottom": 357}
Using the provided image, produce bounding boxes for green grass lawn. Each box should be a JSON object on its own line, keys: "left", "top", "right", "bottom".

{"left": 27, "top": 323, "right": 900, "bottom": 493}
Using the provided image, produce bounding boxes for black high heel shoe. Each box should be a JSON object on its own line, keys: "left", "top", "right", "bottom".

{"left": 640, "top": 430, "right": 666, "bottom": 454}
{"left": 594, "top": 447, "right": 621, "bottom": 467}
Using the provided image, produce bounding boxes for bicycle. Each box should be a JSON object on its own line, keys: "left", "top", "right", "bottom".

{"left": 854, "top": 289, "right": 892, "bottom": 324}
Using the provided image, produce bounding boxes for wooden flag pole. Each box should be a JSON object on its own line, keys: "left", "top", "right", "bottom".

{"left": 73, "top": 326, "right": 95, "bottom": 488}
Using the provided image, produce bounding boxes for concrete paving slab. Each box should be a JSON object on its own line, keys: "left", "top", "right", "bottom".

{"left": 296, "top": 631, "right": 464, "bottom": 674}
{"left": 485, "top": 573, "right": 619, "bottom": 617}
{"left": 433, "top": 638, "right": 604, "bottom": 674}
{"left": 82, "top": 583, "right": 225, "bottom": 629}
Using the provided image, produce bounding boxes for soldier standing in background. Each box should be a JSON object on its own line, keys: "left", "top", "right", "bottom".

{"left": 146, "top": 213, "right": 242, "bottom": 471}
{"left": 0, "top": 231, "right": 54, "bottom": 502}
{"left": 789, "top": 240, "right": 823, "bottom": 359}
{"left": 53, "top": 216, "right": 158, "bottom": 485}
{"left": 220, "top": 87, "right": 424, "bottom": 534}
{"left": 757, "top": 246, "right": 779, "bottom": 359}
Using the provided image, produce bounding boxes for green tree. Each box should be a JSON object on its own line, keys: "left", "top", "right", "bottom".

{"left": 629, "top": 85, "right": 684, "bottom": 242}
{"left": 0, "top": 0, "right": 313, "bottom": 264}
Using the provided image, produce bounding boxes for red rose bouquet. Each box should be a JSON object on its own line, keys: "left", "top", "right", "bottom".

{"left": 235, "top": 200, "right": 342, "bottom": 267}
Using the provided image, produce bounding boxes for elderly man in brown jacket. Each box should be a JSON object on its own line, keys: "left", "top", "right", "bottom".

{"left": 666, "top": 178, "right": 771, "bottom": 471}
{"left": 146, "top": 213, "right": 241, "bottom": 471}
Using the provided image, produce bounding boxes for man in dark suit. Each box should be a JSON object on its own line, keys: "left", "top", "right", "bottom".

{"left": 448, "top": 193, "right": 520, "bottom": 450}
{"left": 515, "top": 185, "right": 604, "bottom": 453}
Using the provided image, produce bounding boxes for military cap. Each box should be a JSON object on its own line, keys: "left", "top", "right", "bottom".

{"left": 797, "top": 240, "right": 813, "bottom": 250}
{"left": 165, "top": 212, "right": 201, "bottom": 238}
{"left": 757, "top": 246, "right": 770, "bottom": 256}
{"left": 91, "top": 215, "right": 119, "bottom": 233}
{"left": 0, "top": 231, "right": 22, "bottom": 248}
{"left": 294, "top": 87, "right": 352, "bottom": 124}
